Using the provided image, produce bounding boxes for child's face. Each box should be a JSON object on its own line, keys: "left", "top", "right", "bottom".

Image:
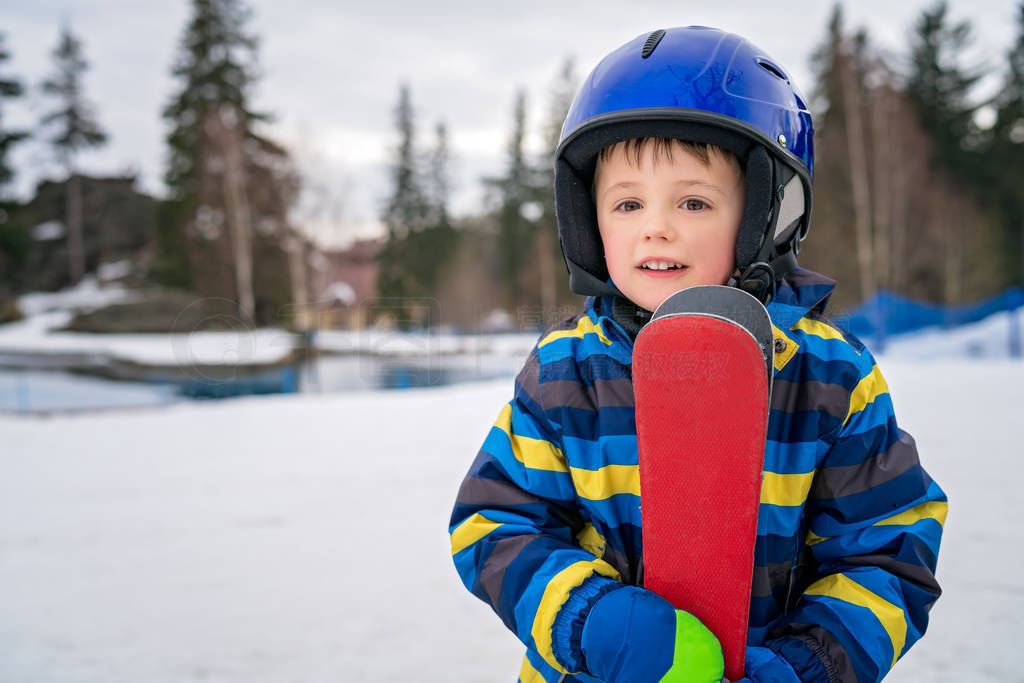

{"left": 594, "top": 141, "right": 744, "bottom": 312}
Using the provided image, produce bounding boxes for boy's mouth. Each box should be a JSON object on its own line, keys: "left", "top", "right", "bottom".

{"left": 638, "top": 258, "right": 687, "bottom": 272}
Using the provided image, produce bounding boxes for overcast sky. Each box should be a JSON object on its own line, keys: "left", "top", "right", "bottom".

{"left": 3, "top": 0, "right": 1018, "bottom": 247}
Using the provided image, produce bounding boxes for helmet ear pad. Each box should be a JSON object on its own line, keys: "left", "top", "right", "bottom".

{"left": 554, "top": 118, "right": 789, "bottom": 297}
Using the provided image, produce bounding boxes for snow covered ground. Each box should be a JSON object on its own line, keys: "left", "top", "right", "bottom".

{"left": 0, "top": 357, "right": 1020, "bottom": 681}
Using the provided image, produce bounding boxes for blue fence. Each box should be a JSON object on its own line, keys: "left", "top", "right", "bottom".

{"left": 833, "top": 287, "right": 1023, "bottom": 357}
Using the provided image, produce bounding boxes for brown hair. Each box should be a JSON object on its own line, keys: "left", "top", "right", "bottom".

{"left": 597, "top": 137, "right": 739, "bottom": 169}
{"left": 593, "top": 137, "right": 742, "bottom": 197}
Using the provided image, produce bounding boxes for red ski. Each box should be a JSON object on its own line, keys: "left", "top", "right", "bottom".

{"left": 633, "top": 285, "right": 773, "bottom": 682}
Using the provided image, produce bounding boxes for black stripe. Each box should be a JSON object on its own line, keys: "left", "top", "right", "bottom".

{"left": 480, "top": 534, "right": 542, "bottom": 612}
{"left": 542, "top": 377, "right": 635, "bottom": 411}
{"left": 516, "top": 350, "right": 543, "bottom": 406}
{"left": 813, "top": 432, "right": 920, "bottom": 500}
{"left": 840, "top": 553, "right": 941, "bottom": 600}
{"left": 601, "top": 544, "right": 635, "bottom": 585}
{"left": 751, "top": 560, "right": 793, "bottom": 599}
{"left": 771, "top": 378, "right": 851, "bottom": 421}
{"left": 456, "top": 473, "right": 552, "bottom": 510}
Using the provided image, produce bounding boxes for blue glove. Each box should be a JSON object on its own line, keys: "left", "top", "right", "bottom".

{"left": 732, "top": 646, "right": 801, "bottom": 683}
{"left": 580, "top": 585, "right": 724, "bottom": 682}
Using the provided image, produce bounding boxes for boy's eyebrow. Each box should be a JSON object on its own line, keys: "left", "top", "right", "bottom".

{"left": 600, "top": 179, "right": 728, "bottom": 200}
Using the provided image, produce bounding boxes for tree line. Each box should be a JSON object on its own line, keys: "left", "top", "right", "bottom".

{"left": 0, "top": 1, "right": 1022, "bottom": 331}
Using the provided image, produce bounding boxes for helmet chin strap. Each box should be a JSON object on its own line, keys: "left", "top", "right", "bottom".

{"left": 730, "top": 152, "right": 804, "bottom": 304}
{"left": 730, "top": 251, "right": 798, "bottom": 304}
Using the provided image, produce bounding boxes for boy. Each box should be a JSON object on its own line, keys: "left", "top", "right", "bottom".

{"left": 450, "top": 27, "right": 945, "bottom": 683}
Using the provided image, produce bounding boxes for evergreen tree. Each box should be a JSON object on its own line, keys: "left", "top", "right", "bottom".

{"left": 427, "top": 121, "right": 452, "bottom": 230}
{"left": 485, "top": 89, "right": 532, "bottom": 310}
{"left": 905, "top": 1, "right": 984, "bottom": 178}
{"left": 534, "top": 58, "right": 578, "bottom": 314}
{"left": 377, "top": 84, "right": 439, "bottom": 326}
{"left": 991, "top": 2, "right": 1024, "bottom": 284}
{"left": 0, "top": 33, "right": 28, "bottom": 196}
{"left": 160, "top": 0, "right": 264, "bottom": 290}
{"left": 401, "top": 121, "right": 458, "bottom": 308}
{"left": 38, "top": 25, "right": 108, "bottom": 285}
{"left": 164, "top": 0, "right": 263, "bottom": 199}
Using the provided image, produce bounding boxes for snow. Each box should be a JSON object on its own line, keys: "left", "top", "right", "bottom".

{"left": 0, "top": 358, "right": 1020, "bottom": 681}
{"left": 3, "top": 280, "right": 539, "bottom": 370}
{"left": 16, "top": 276, "right": 134, "bottom": 318}
{"left": 312, "top": 328, "right": 537, "bottom": 358}
{"left": 2, "top": 279, "right": 295, "bottom": 368}
{"left": 0, "top": 311, "right": 297, "bottom": 368}
{"left": 873, "top": 308, "right": 1023, "bottom": 361}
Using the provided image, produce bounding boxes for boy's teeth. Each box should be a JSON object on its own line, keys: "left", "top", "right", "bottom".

{"left": 642, "top": 261, "right": 682, "bottom": 270}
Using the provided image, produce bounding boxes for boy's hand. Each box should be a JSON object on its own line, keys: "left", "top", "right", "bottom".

{"left": 580, "top": 585, "right": 724, "bottom": 682}
{"left": 731, "top": 646, "right": 800, "bottom": 683}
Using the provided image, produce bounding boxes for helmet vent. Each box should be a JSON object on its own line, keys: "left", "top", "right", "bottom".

{"left": 757, "top": 59, "right": 789, "bottom": 81}
{"left": 641, "top": 30, "right": 666, "bottom": 59}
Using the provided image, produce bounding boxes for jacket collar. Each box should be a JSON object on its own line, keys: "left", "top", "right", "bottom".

{"left": 584, "top": 268, "right": 837, "bottom": 344}
{"left": 766, "top": 268, "right": 837, "bottom": 330}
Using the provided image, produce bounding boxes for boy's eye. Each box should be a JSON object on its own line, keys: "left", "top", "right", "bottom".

{"left": 615, "top": 200, "right": 642, "bottom": 212}
{"left": 683, "top": 198, "right": 708, "bottom": 211}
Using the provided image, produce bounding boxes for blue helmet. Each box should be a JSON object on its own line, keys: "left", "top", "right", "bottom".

{"left": 554, "top": 26, "right": 814, "bottom": 302}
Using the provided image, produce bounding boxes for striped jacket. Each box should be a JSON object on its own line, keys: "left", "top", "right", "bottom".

{"left": 450, "top": 269, "right": 946, "bottom": 682}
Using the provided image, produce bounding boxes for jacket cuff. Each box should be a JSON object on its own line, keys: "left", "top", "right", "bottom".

{"left": 767, "top": 635, "right": 835, "bottom": 682}
{"left": 551, "top": 574, "right": 621, "bottom": 672}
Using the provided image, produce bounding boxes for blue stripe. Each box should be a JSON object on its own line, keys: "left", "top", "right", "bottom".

{"left": 560, "top": 405, "right": 636, "bottom": 439}
{"left": 767, "top": 411, "right": 825, "bottom": 446}
{"left": 764, "top": 439, "right": 821, "bottom": 474}
{"left": 580, "top": 494, "right": 643, "bottom": 529}
{"left": 758, "top": 504, "right": 804, "bottom": 538}
{"left": 541, "top": 355, "right": 632, "bottom": 385}
{"left": 774, "top": 353, "right": 860, "bottom": 389}
{"left": 756, "top": 532, "right": 801, "bottom": 565}
{"left": 563, "top": 434, "right": 639, "bottom": 469}
{"left": 826, "top": 416, "right": 900, "bottom": 466}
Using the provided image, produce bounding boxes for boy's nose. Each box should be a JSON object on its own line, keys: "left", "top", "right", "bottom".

{"left": 642, "top": 213, "right": 676, "bottom": 242}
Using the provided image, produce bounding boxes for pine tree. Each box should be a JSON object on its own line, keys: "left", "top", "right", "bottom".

{"left": 162, "top": 0, "right": 269, "bottom": 318}
{"left": 534, "top": 58, "right": 578, "bottom": 316}
{"left": 0, "top": 33, "right": 28, "bottom": 196}
{"left": 991, "top": 2, "right": 1024, "bottom": 284}
{"left": 163, "top": 0, "right": 263, "bottom": 199}
{"left": 484, "top": 89, "right": 533, "bottom": 310}
{"left": 377, "top": 84, "right": 435, "bottom": 327}
{"left": 905, "top": 1, "right": 984, "bottom": 179}
{"left": 38, "top": 25, "right": 107, "bottom": 285}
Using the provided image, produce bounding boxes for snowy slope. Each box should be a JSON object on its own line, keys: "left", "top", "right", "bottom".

{"left": 0, "top": 360, "right": 1020, "bottom": 681}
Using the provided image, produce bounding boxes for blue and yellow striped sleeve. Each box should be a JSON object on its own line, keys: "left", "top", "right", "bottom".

{"left": 767, "top": 352, "right": 946, "bottom": 682}
{"left": 449, "top": 347, "right": 621, "bottom": 677}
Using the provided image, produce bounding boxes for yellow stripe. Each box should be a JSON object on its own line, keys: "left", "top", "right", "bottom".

{"left": 772, "top": 324, "right": 799, "bottom": 371}
{"left": 804, "top": 574, "right": 907, "bottom": 670}
{"left": 792, "top": 317, "right": 850, "bottom": 345}
{"left": 875, "top": 500, "right": 948, "bottom": 529}
{"left": 570, "top": 464, "right": 640, "bottom": 500}
{"left": 806, "top": 530, "right": 830, "bottom": 546}
{"left": 845, "top": 365, "right": 889, "bottom": 425}
{"left": 495, "top": 404, "right": 568, "bottom": 472}
{"left": 518, "top": 654, "right": 546, "bottom": 683}
{"left": 806, "top": 500, "right": 947, "bottom": 548}
{"left": 450, "top": 513, "right": 502, "bottom": 556}
{"left": 576, "top": 522, "right": 607, "bottom": 559}
{"left": 531, "top": 560, "right": 621, "bottom": 674}
{"left": 760, "top": 470, "right": 815, "bottom": 507}
{"left": 539, "top": 316, "right": 612, "bottom": 348}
